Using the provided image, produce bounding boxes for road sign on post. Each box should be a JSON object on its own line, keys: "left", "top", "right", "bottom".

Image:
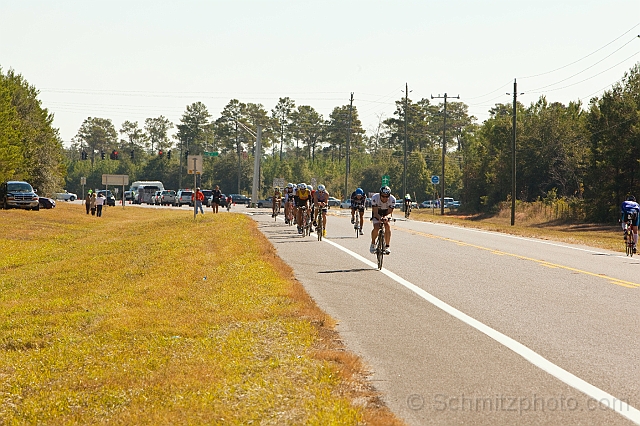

{"left": 203, "top": 151, "right": 219, "bottom": 157}
{"left": 187, "top": 155, "right": 203, "bottom": 175}
{"left": 273, "top": 177, "right": 285, "bottom": 188}
{"left": 381, "top": 175, "right": 390, "bottom": 186}
{"left": 431, "top": 175, "right": 440, "bottom": 185}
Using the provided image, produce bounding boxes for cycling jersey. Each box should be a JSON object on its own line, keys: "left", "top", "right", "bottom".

{"left": 621, "top": 200, "right": 640, "bottom": 226}
{"left": 350, "top": 192, "right": 366, "bottom": 208}
{"left": 316, "top": 191, "right": 328, "bottom": 202}
{"left": 297, "top": 189, "right": 310, "bottom": 201}
{"left": 371, "top": 193, "right": 396, "bottom": 220}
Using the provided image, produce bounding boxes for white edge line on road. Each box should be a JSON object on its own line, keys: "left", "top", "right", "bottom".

{"left": 320, "top": 236, "right": 640, "bottom": 425}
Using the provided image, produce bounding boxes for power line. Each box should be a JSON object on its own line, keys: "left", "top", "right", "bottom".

{"left": 521, "top": 23, "right": 640, "bottom": 79}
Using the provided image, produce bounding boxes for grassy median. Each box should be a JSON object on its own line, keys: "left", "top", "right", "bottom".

{"left": 0, "top": 204, "right": 403, "bottom": 425}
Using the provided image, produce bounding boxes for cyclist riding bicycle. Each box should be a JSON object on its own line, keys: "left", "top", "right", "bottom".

{"left": 369, "top": 186, "right": 396, "bottom": 254}
{"left": 350, "top": 188, "right": 366, "bottom": 235}
{"left": 404, "top": 194, "right": 412, "bottom": 214}
{"left": 295, "top": 183, "right": 311, "bottom": 234}
{"left": 283, "top": 183, "right": 295, "bottom": 224}
{"left": 272, "top": 187, "right": 282, "bottom": 217}
{"left": 620, "top": 195, "right": 640, "bottom": 253}
{"left": 314, "top": 184, "right": 330, "bottom": 237}
{"left": 307, "top": 185, "right": 315, "bottom": 231}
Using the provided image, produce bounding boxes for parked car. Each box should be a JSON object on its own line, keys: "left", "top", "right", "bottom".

{"left": 230, "top": 194, "right": 250, "bottom": 204}
{"left": 216, "top": 194, "right": 229, "bottom": 208}
{"left": 201, "top": 190, "right": 213, "bottom": 207}
{"left": 97, "top": 190, "right": 116, "bottom": 206}
{"left": 394, "top": 200, "right": 403, "bottom": 209}
{"left": 124, "top": 191, "right": 133, "bottom": 201}
{"left": 340, "top": 199, "right": 352, "bottom": 209}
{"left": 327, "top": 197, "right": 340, "bottom": 207}
{"left": 449, "top": 200, "right": 461, "bottom": 209}
{"left": 257, "top": 197, "right": 284, "bottom": 208}
{"left": 1, "top": 181, "right": 40, "bottom": 210}
{"left": 38, "top": 196, "right": 56, "bottom": 209}
{"left": 159, "top": 190, "right": 176, "bottom": 206}
{"left": 175, "top": 189, "right": 193, "bottom": 207}
{"left": 365, "top": 197, "right": 372, "bottom": 208}
{"left": 56, "top": 190, "right": 77, "bottom": 202}
{"left": 149, "top": 190, "right": 161, "bottom": 205}
{"left": 420, "top": 200, "right": 437, "bottom": 209}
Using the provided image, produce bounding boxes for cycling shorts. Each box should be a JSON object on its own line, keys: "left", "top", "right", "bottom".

{"left": 351, "top": 205, "right": 365, "bottom": 212}
{"left": 623, "top": 211, "right": 640, "bottom": 227}
{"left": 295, "top": 198, "right": 309, "bottom": 208}
{"left": 371, "top": 209, "right": 391, "bottom": 225}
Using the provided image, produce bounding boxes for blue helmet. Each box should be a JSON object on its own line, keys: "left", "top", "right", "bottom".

{"left": 355, "top": 188, "right": 364, "bottom": 196}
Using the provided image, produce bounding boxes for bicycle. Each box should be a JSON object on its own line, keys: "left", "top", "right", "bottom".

{"left": 354, "top": 222, "right": 360, "bottom": 238}
{"left": 272, "top": 199, "right": 281, "bottom": 221}
{"left": 315, "top": 202, "right": 327, "bottom": 241}
{"left": 623, "top": 215, "right": 635, "bottom": 256}
{"left": 404, "top": 203, "right": 411, "bottom": 219}
{"left": 285, "top": 202, "right": 294, "bottom": 226}
{"left": 374, "top": 216, "right": 394, "bottom": 270}
{"left": 316, "top": 209, "right": 323, "bottom": 241}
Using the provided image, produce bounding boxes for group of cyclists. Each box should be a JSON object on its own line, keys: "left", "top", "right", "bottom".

{"left": 269, "top": 183, "right": 400, "bottom": 255}
{"left": 271, "top": 182, "right": 331, "bottom": 237}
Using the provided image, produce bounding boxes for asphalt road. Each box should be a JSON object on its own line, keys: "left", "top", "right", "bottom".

{"left": 250, "top": 208, "right": 640, "bottom": 425}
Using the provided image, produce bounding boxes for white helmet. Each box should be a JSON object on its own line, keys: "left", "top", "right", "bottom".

{"left": 318, "top": 184, "right": 326, "bottom": 192}
{"left": 297, "top": 183, "right": 306, "bottom": 190}
{"left": 287, "top": 183, "right": 294, "bottom": 189}
{"left": 307, "top": 185, "right": 313, "bottom": 191}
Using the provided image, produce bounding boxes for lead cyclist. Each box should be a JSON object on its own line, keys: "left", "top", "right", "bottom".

{"left": 369, "top": 186, "right": 396, "bottom": 254}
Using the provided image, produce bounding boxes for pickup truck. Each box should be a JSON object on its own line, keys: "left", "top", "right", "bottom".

{"left": 159, "top": 190, "right": 176, "bottom": 206}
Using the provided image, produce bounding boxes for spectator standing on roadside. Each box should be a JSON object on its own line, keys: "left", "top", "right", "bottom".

{"left": 85, "top": 191, "right": 92, "bottom": 214}
{"left": 90, "top": 192, "right": 97, "bottom": 216}
{"left": 194, "top": 187, "right": 205, "bottom": 215}
{"left": 211, "top": 185, "right": 222, "bottom": 213}
{"left": 95, "top": 193, "right": 105, "bottom": 217}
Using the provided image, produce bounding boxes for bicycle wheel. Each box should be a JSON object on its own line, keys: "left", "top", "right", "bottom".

{"left": 376, "top": 230, "right": 385, "bottom": 270}
{"left": 355, "top": 223, "right": 359, "bottom": 238}
{"left": 317, "top": 218, "right": 323, "bottom": 241}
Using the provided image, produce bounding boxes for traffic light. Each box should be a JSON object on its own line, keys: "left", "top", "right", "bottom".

{"left": 101, "top": 151, "right": 105, "bottom": 160}
{"left": 167, "top": 150, "right": 171, "bottom": 160}
{"left": 158, "top": 150, "right": 164, "bottom": 157}
{"left": 81, "top": 151, "right": 87, "bottom": 160}
{"left": 114, "top": 150, "right": 119, "bottom": 160}
{"left": 130, "top": 150, "right": 134, "bottom": 160}
{"left": 185, "top": 150, "right": 189, "bottom": 159}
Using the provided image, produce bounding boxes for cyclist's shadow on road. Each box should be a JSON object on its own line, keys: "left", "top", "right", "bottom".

{"left": 318, "top": 268, "right": 372, "bottom": 274}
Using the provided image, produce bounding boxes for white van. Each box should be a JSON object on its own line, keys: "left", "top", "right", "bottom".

{"left": 129, "top": 181, "right": 164, "bottom": 204}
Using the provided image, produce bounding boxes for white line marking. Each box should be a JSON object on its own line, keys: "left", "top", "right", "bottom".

{"left": 319, "top": 235, "right": 640, "bottom": 424}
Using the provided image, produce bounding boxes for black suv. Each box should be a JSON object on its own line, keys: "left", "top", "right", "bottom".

{"left": 0, "top": 181, "right": 40, "bottom": 210}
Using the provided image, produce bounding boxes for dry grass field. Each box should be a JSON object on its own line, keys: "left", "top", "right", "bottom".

{"left": 0, "top": 204, "right": 403, "bottom": 425}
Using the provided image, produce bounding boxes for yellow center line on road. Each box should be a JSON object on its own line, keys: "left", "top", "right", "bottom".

{"left": 398, "top": 227, "right": 640, "bottom": 289}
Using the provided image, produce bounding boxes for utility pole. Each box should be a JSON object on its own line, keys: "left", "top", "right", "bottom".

{"left": 345, "top": 92, "right": 354, "bottom": 201}
{"left": 403, "top": 83, "right": 410, "bottom": 201}
{"left": 507, "top": 79, "right": 523, "bottom": 226}
{"left": 431, "top": 93, "right": 460, "bottom": 215}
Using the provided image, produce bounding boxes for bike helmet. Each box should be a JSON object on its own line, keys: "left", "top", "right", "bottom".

{"left": 628, "top": 195, "right": 636, "bottom": 202}
{"left": 405, "top": 194, "right": 411, "bottom": 199}
{"left": 318, "top": 184, "right": 326, "bottom": 192}
{"left": 355, "top": 188, "right": 364, "bottom": 196}
{"left": 298, "top": 183, "right": 306, "bottom": 190}
{"left": 380, "top": 186, "right": 391, "bottom": 196}
{"left": 287, "top": 183, "right": 294, "bottom": 189}
{"left": 307, "top": 185, "right": 313, "bottom": 191}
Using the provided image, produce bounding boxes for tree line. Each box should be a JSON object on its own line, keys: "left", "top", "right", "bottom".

{"left": 2, "top": 64, "right": 640, "bottom": 222}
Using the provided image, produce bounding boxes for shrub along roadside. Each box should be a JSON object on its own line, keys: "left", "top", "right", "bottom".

{"left": 0, "top": 205, "right": 403, "bottom": 425}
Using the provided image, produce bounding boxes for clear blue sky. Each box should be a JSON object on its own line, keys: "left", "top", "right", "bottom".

{"left": 1, "top": 0, "right": 639, "bottom": 146}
